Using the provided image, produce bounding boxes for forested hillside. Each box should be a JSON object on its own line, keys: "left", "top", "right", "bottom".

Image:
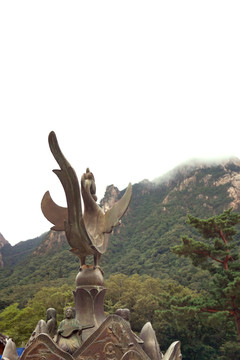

{"left": 1, "top": 158, "right": 240, "bottom": 358}
{"left": 101, "top": 158, "right": 240, "bottom": 283}
{"left": 1, "top": 158, "right": 240, "bottom": 309}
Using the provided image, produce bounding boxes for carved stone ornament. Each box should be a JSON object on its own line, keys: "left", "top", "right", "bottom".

{"left": 73, "top": 284, "right": 106, "bottom": 342}
{"left": 20, "top": 333, "right": 74, "bottom": 360}
{"left": 162, "top": 342, "right": 182, "bottom": 360}
{"left": 139, "top": 322, "right": 163, "bottom": 360}
{"left": 19, "top": 316, "right": 151, "bottom": 360}
{"left": 73, "top": 315, "right": 151, "bottom": 360}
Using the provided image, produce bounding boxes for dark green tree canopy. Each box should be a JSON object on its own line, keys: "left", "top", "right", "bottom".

{"left": 172, "top": 209, "right": 240, "bottom": 271}
{"left": 172, "top": 208, "right": 240, "bottom": 345}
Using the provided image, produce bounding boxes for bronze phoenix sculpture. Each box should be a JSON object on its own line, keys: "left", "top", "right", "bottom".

{"left": 41, "top": 131, "right": 132, "bottom": 269}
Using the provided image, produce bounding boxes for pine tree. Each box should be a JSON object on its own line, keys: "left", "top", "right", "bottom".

{"left": 172, "top": 208, "right": 240, "bottom": 341}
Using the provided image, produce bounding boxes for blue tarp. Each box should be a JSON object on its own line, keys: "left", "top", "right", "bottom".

{"left": 17, "top": 348, "right": 25, "bottom": 356}
{"left": 0, "top": 347, "right": 24, "bottom": 359}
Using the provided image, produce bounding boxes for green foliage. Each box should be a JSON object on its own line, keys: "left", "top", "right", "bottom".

{"left": 1, "top": 271, "right": 239, "bottom": 358}
{"left": 105, "top": 274, "right": 163, "bottom": 330}
{"left": 0, "top": 284, "right": 74, "bottom": 346}
{"left": 1, "top": 160, "right": 240, "bottom": 357}
{"left": 219, "top": 341, "right": 240, "bottom": 360}
{"left": 101, "top": 163, "right": 236, "bottom": 287}
{"left": 172, "top": 209, "right": 240, "bottom": 341}
{"left": 0, "top": 234, "right": 45, "bottom": 267}
{"left": 0, "top": 243, "right": 77, "bottom": 310}
{"left": 105, "top": 273, "right": 237, "bottom": 359}
{"left": 1, "top": 161, "right": 238, "bottom": 310}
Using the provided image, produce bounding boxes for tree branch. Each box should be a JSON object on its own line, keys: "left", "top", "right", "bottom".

{"left": 193, "top": 250, "right": 224, "bottom": 264}
{"left": 201, "top": 307, "right": 235, "bottom": 316}
{"left": 219, "top": 229, "right": 227, "bottom": 244}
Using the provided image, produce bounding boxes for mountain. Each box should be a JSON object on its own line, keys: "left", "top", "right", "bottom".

{"left": 1, "top": 157, "right": 240, "bottom": 309}
{"left": 0, "top": 233, "right": 46, "bottom": 268}
{"left": 0, "top": 233, "right": 9, "bottom": 268}
{"left": 100, "top": 157, "right": 240, "bottom": 281}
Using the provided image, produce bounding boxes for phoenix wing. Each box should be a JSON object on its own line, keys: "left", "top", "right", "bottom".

{"left": 104, "top": 183, "right": 132, "bottom": 233}
{"left": 41, "top": 131, "right": 92, "bottom": 253}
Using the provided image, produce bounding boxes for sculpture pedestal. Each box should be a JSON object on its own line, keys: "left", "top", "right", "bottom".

{"left": 73, "top": 266, "right": 106, "bottom": 342}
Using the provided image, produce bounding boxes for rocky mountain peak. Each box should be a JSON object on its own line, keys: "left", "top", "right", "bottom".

{"left": 33, "top": 230, "right": 67, "bottom": 256}
{"left": 0, "top": 233, "right": 9, "bottom": 268}
{"left": 154, "top": 157, "right": 240, "bottom": 186}
{"left": 0, "top": 233, "right": 8, "bottom": 248}
{"left": 100, "top": 185, "right": 120, "bottom": 212}
{"left": 158, "top": 157, "right": 240, "bottom": 211}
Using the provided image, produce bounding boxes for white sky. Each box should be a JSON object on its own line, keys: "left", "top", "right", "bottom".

{"left": 0, "top": 1, "right": 240, "bottom": 245}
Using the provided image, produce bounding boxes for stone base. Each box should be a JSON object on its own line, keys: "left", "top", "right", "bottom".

{"left": 75, "top": 266, "right": 104, "bottom": 287}
{"left": 20, "top": 316, "right": 151, "bottom": 360}
{"left": 74, "top": 266, "right": 106, "bottom": 342}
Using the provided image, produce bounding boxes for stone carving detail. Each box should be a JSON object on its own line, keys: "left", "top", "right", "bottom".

{"left": 25, "top": 308, "right": 57, "bottom": 348}
{"left": 104, "top": 342, "right": 117, "bottom": 360}
{"left": 109, "top": 321, "right": 131, "bottom": 354}
{"left": 46, "top": 307, "right": 58, "bottom": 339}
{"left": 20, "top": 334, "right": 74, "bottom": 360}
{"left": 73, "top": 315, "right": 150, "bottom": 360}
{"left": 25, "top": 319, "right": 48, "bottom": 348}
{"left": 57, "top": 307, "right": 85, "bottom": 354}
{"left": 115, "top": 309, "right": 143, "bottom": 346}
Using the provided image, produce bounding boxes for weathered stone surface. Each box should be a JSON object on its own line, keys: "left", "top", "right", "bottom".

{"left": 139, "top": 322, "right": 163, "bottom": 360}
{"left": 56, "top": 307, "right": 84, "bottom": 354}
{"left": 74, "top": 269, "right": 106, "bottom": 342}
{"left": 73, "top": 315, "right": 151, "bottom": 360}
{"left": 2, "top": 338, "right": 18, "bottom": 360}
{"left": 20, "top": 333, "right": 74, "bottom": 360}
{"left": 162, "top": 341, "right": 182, "bottom": 360}
{"left": 19, "top": 316, "right": 151, "bottom": 360}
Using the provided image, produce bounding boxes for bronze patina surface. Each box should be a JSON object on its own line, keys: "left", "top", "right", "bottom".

{"left": 41, "top": 131, "right": 132, "bottom": 269}
{"left": 73, "top": 315, "right": 150, "bottom": 360}
{"left": 17, "top": 131, "right": 182, "bottom": 360}
{"left": 57, "top": 307, "right": 94, "bottom": 355}
{"left": 20, "top": 333, "right": 74, "bottom": 360}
